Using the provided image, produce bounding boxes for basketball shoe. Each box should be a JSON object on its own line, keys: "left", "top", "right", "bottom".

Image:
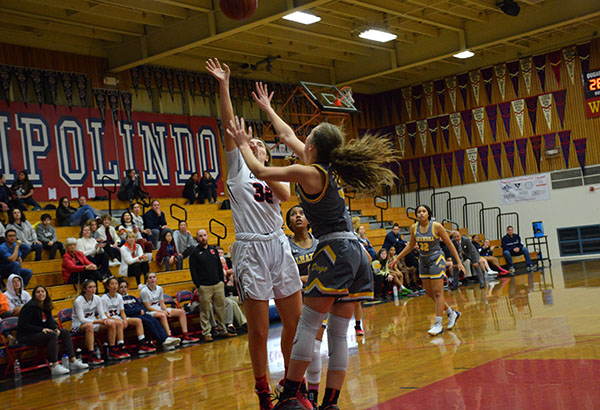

{"left": 427, "top": 322, "right": 443, "bottom": 336}
{"left": 447, "top": 310, "right": 460, "bottom": 330}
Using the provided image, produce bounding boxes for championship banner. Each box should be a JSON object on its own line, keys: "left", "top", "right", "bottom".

{"left": 421, "top": 156, "right": 432, "bottom": 186}
{"left": 491, "top": 142, "right": 503, "bottom": 176}
{"left": 473, "top": 107, "right": 485, "bottom": 143}
{"left": 562, "top": 46, "right": 576, "bottom": 85}
{"left": 499, "top": 102, "right": 512, "bottom": 138}
{"left": 450, "top": 112, "right": 461, "bottom": 146}
{"left": 443, "top": 152, "right": 454, "bottom": 184}
{"left": 478, "top": 145, "right": 489, "bottom": 179}
{"left": 460, "top": 109, "right": 473, "bottom": 144}
{"left": 469, "top": 70, "right": 481, "bottom": 105}
{"left": 520, "top": 57, "right": 533, "bottom": 95}
{"left": 0, "top": 101, "right": 224, "bottom": 201}
{"left": 432, "top": 153, "right": 443, "bottom": 185}
{"left": 498, "top": 174, "right": 551, "bottom": 205}
{"left": 439, "top": 115, "right": 450, "bottom": 149}
{"left": 558, "top": 130, "right": 571, "bottom": 168}
{"left": 573, "top": 138, "right": 587, "bottom": 170}
{"left": 525, "top": 96, "right": 538, "bottom": 133}
{"left": 585, "top": 96, "right": 600, "bottom": 119}
{"left": 434, "top": 79, "right": 446, "bottom": 112}
{"left": 538, "top": 93, "right": 553, "bottom": 130}
{"left": 455, "top": 150, "right": 466, "bottom": 184}
{"left": 533, "top": 54, "right": 547, "bottom": 92}
{"left": 466, "top": 147, "right": 478, "bottom": 182}
{"left": 503, "top": 140, "right": 516, "bottom": 175}
{"left": 494, "top": 64, "right": 506, "bottom": 100}
{"left": 578, "top": 42, "right": 591, "bottom": 75}
{"left": 507, "top": 61, "right": 520, "bottom": 97}
{"left": 548, "top": 50, "right": 562, "bottom": 85}
{"left": 406, "top": 121, "right": 417, "bottom": 154}
{"left": 395, "top": 124, "right": 406, "bottom": 158}
{"left": 511, "top": 99, "right": 525, "bottom": 137}
{"left": 402, "top": 87, "right": 412, "bottom": 120}
{"left": 446, "top": 76, "right": 457, "bottom": 111}
{"left": 530, "top": 135, "right": 542, "bottom": 172}
{"left": 516, "top": 137, "right": 528, "bottom": 172}
{"left": 410, "top": 157, "right": 421, "bottom": 186}
{"left": 457, "top": 73, "right": 469, "bottom": 107}
{"left": 423, "top": 82, "right": 434, "bottom": 116}
{"left": 417, "top": 120, "right": 428, "bottom": 153}
{"left": 485, "top": 104, "right": 498, "bottom": 140}
{"left": 412, "top": 84, "right": 423, "bottom": 118}
{"left": 481, "top": 67, "right": 494, "bottom": 103}
{"left": 427, "top": 117, "right": 438, "bottom": 152}
{"left": 553, "top": 89, "right": 567, "bottom": 128}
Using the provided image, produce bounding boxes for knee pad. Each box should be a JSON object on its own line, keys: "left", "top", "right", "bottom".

{"left": 306, "top": 339, "right": 322, "bottom": 385}
{"left": 326, "top": 314, "right": 350, "bottom": 372}
{"left": 290, "top": 305, "right": 326, "bottom": 362}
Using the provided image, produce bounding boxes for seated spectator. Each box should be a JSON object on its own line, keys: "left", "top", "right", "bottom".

{"left": 0, "top": 222, "right": 5, "bottom": 245}
{"left": 11, "top": 170, "right": 42, "bottom": 211}
{"left": 119, "top": 233, "right": 150, "bottom": 286}
{"left": 0, "top": 173, "right": 18, "bottom": 214}
{"left": 156, "top": 231, "right": 182, "bottom": 271}
{"left": 479, "top": 239, "right": 510, "bottom": 275}
{"left": 468, "top": 235, "right": 500, "bottom": 276}
{"left": 372, "top": 248, "right": 392, "bottom": 299}
{"left": 117, "top": 278, "right": 181, "bottom": 350}
{"left": 5, "top": 273, "right": 31, "bottom": 317}
{"left": 76, "top": 226, "right": 110, "bottom": 278}
{"left": 386, "top": 246, "right": 414, "bottom": 296}
{"left": 0, "top": 289, "right": 9, "bottom": 318}
{"left": 7, "top": 208, "right": 42, "bottom": 261}
{"left": 143, "top": 200, "right": 172, "bottom": 249}
{"left": 182, "top": 172, "right": 200, "bottom": 205}
{"left": 139, "top": 272, "right": 198, "bottom": 344}
{"left": 501, "top": 226, "right": 536, "bottom": 273}
{"left": 56, "top": 196, "right": 96, "bottom": 227}
{"left": 218, "top": 247, "right": 236, "bottom": 295}
{"left": 95, "top": 214, "right": 121, "bottom": 266}
{"left": 117, "top": 211, "right": 153, "bottom": 256}
{"left": 356, "top": 225, "right": 377, "bottom": 260}
{"left": 451, "top": 231, "right": 485, "bottom": 288}
{"left": 382, "top": 223, "right": 406, "bottom": 253}
{"left": 130, "top": 203, "right": 153, "bottom": 242}
{"left": 173, "top": 221, "right": 196, "bottom": 258}
{"left": 117, "top": 169, "right": 148, "bottom": 204}
{"left": 77, "top": 196, "right": 102, "bottom": 217}
{"left": 72, "top": 279, "right": 126, "bottom": 364}
{"left": 36, "top": 213, "right": 65, "bottom": 260}
{"left": 0, "top": 229, "right": 33, "bottom": 287}
{"left": 62, "top": 237, "right": 103, "bottom": 285}
{"left": 17, "top": 286, "right": 89, "bottom": 375}
{"left": 199, "top": 171, "right": 218, "bottom": 204}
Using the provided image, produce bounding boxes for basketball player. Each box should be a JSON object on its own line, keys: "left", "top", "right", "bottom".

{"left": 226, "top": 81, "right": 396, "bottom": 410}
{"left": 391, "top": 205, "right": 465, "bottom": 336}
{"left": 206, "top": 58, "right": 303, "bottom": 410}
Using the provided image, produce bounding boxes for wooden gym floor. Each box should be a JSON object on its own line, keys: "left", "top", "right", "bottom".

{"left": 1, "top": 258, "right": 599, "bottom": 409}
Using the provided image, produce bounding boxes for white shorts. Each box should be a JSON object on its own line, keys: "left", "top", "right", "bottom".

{"left": 72, "top": 323, "right": 100, "bottom": 333}
{"left": 107, "top": 315, "right": 123, "bottom": 321}
{"left": 232, "top": 231, "right": 302, "bottom": 302}
{"left": 148, "top": 307, "right": 171, "bottom": 316}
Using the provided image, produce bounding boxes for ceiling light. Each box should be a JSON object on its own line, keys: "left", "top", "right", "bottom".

{"left": 282, "top": 11, "right": 321, "bottom": 25}
{"left": 453, "top": 50, "right": 475, "bottom": 59}
{"left": 359, "top": 29, "right": 397, "bottom": 43}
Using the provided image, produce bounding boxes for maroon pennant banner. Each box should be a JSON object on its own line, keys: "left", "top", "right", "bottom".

{"left": 503, "top": 140, "right": 516, "bottom": 175}
{"left": 481, "top": 67, "right": 494, "bottom": 103}
{"left": 478, "top": 145, "right": 489, "bottom": 179}
{"left": 176, "top": 71, "right": 186, "bottom": 106}
{"left": 439, "top": 115, "right": 450, "bottom": 149}
{"left": 516, "top": 137, "right": 528, "bottom": 173}
{"left": 400, "top": 160, "right": 411, "bottom": 182}
{"left": 491, "top": 142, "right": 503, "bottom": 176}
{"left": 45, "top": 71, "right": 59, "bottom": 107}
{"left": 427, "top": 117, "right": 438, "bottom": 152}
{"left": 457, "top": 73, "right": 469, "bottom": 107}
{"left": 29, "top": 69, "right": 43, "bottom": 106}
{"left": 14, "top": 67, "right": 29, "bottom": 104}
{"left": 152, "top": 66, "right": 164, "bottom": 96}
{"left": 165, "top": 68, "right": 175, "bottom": 101}
{"left": 548, "top": 50, "right": 562, "bottom": 85}
{"left": 120, "top": 91, "right": 132, "bottom": 122}
{"left": 406, "top": 122, "right": 417, "bottom": 154}
{"left": 553, "top": 89, "right": 567, "bottom": 128}
{"left": 443, "top": 152, "right": 454, "bottom": 184}
{"left": 75, "top": 74, "right": 88, "bottom": 107}
{"left": 577, "top": 43, "right": 591, "bottom": 75}
{"left": 432, "top": 154, "right": 443, "bottom": 185}
{"left": 61, "top": 73, "right": 73, "bottom": 108}
{"left": 485, "top": 104, "right": 498, "bottom": 140}
{"left": 411, "top": 158, "right": 421, "bottom": 186}
{"left": 0, "top": 66, "right": 10, "bottom": 102}
{"left": 413, "top": 84, "right": 423, "bottom": 118}
{"left": 498, "top": 102, "right": 511, "bottom": 138}
{"left": 507, "top": 61, "right": 520, "bottom": 97}
{"left": 455, "top": 150, "right": 466, "bottom": 184}
{"left": 187, "top": 73, "right": 196, "bottom": 101}
{"left": 525, "top": 96, "right": 538, "bottom": 133}
{"left": 533, "top": 54, "right": 547, "bottom": 92}
{"left": 460, "top": 110, "right": 473, "bottom": 144}
{"left": 142, "top": 66, "right": 153, "bottom": 101}
{"left": 543, "top": 133, "right": 556, "bottom": 149}
{"left": 573, "top": 138, "right": 587, "bottom": 170}
{"left": 558, "top": 130, "right": 571, "bottom": 168}
{"left": 421, "top": 156, "right": 432, "bottom": 186}
{"left": 92, "top": 88, "right": 106, "bottom": 123}
{"left": 434, "top": 79, "right": 446, "bottom": 112}
{"left": 530, "top": 135, "right": 542, "bottom": 172}
{"left": 129, "top": 67, "right": 140, "bottom": 97}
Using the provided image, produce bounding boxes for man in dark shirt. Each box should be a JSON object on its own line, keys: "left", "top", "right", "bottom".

{"left": 382, "top": 223, "right": 405, "bottom": 252}
{"left": 0, "top": 174, "right": 15, "bottom": 214}
{"left": 143, "top": 200, "right": 172, "bottom": 249}
{"left": 189, "top": 229, "right": 234, "bottom": 341}
{"left": 501, "top": 226, "right": 535, "bottom": 273}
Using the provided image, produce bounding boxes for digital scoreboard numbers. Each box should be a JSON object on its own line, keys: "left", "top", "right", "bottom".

{"left": 584, "top": 70, "right": 600, "bottom": 99}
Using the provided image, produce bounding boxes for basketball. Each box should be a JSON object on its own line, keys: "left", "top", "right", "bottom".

{"left": 219, "top": 0, "right": 258, "bottom": 21}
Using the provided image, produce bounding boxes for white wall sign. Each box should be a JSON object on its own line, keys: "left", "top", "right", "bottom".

{"left": 499, "top": 174, "right": 551, "bottom": 204}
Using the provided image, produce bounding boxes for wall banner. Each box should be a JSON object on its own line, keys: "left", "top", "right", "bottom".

{"left": 499, "top": 174, "right": 551, "bottom": 205}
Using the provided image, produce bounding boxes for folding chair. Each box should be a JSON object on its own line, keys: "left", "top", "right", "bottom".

{"left": 57, "top": 308, "right": 103, "bottom": 350}
{"left": 176, "top": 290, "right": 201, "bottom": 335}
{"left": 0, "top": 317, "right": 49, "bottom": 376}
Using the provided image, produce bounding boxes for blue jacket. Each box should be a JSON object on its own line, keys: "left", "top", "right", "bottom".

{"left": 143, "top": 210, "right": 167, "bottom": 230}
{"left": 0, "top": 242, "right": 21, "bottom": 266}
{"left": 501, "top": 234, "right": 523, "bottom": 253}
{"left": 122, "top": 293, "right": 145, "bottom": 317}
{"left": 382, "top": 230, "right": 405, "bottom": 250}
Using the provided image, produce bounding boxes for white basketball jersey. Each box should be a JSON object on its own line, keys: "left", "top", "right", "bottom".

{"left": 225, "top": 149, "right": 287, "bottom": 234}
{"left": 140, "top": 285, "right": 163, "bottom": 308}
{"left": 101, "top": 293, "right": 124, "bottom": 318}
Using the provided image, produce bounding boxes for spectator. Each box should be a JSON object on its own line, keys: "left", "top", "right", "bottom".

{"left": 117, "top": 278, "right": 181, "bottom": 350}
{"left": 356, "top": 225, "right": 377, "bottom": 260}
{"left": 95, "top": 214, "right": 121, "bottom": 266}
{"left": 7, "top": 208, "right": 42, "bottom": 261}
{"left": 117, "top": 211, "right": 153, "bottom": 256}
{"left": 119, "top": 233, "right": 150, "bottom": 286}
{"left": 386, "top": 246, "right": 415, "bottom": 296}
{"left": 469, "top": 235, "right": 500, "bottom": 277}
{"left": 217, "top": 247, "right": 246, "bottom": 332}
{"left": 182, "top": 172, "right": 200, "bottom": 205}
{"left": 76, "top": 226, "right": 110, "bottom": 279}
{"left": 0, "top": 173, "right": 19, "bottom": 213}
{"left": 71, "top": 279, "right": 125, "bottom": 364}
{"left": 0, "top": 229, "right": 33, "bottom": 287}
{"left": 173, "top": 221, "right": 196, "bottom": 258}
{"left": 451, "top": 231, "right": 486, "bottom": 288}
{"left": 56, "top": 196, "right": 96, "bottom": 227}
{"left": 479, "top": 239, "right": 510, "bottom": 275}
{"left": 5, "top": 273, "right": 31, "bottom": 317}
{"left": 0, "top": 289, "right": 10, "bottom": 318}
{"left": 117, "top": 169, "right": 148, "bottom": 204}
{"left": 156, "top": 231, "right": 182, "bottom": 271}
{"left": 143, "top": 200, "right": 172, "bottom": 249}
{"left": 501, "top": 226, "right": 536, "bottom": 273}
{"left": 11, "top": 170, "right": 42, "bottom": 210}
{"left": 130, "top": 203, "right": 153, "bottom": 242}
{"left": 372, "top": 248, "right": 392, "bottom": 299}
{"left": 0, "top": 222, "right": 5, "bottom": 244}
{"left": 218, "top": 247, "right": 235, "bottom": 295}
{"left": 62, "top": 237, "right": 102, "bottom": 285}
{"left": 382, "top": 223, "right": 406, "bottom": 253}
{"left": 17, "top": 286, "right": 89, "bottom": 375}
{"left": 139, "top": 272, "right": 198, "bottom": 344}
{"left": 199, "top": 171, "right": 218, "bottom": 204}
{"left": 189, "top": 229, "right": 235, "bottom": 341}
{"left": 77, "top": 196, "right": 102, "bottom": 218}
{"left": 36, "top": 213, "right": 65, "bottom": 260}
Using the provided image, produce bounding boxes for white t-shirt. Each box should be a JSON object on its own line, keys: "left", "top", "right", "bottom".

{"left": 72, "top": 294, "right": 106, "bottom": 329}
{"left": 101, "top": 293, "right": 124, "bottom": 318}
{"left": 225, "top": 148, "right": 288, "bottom": 235}
{"left": 140, "top": 285, "right": 164, "bottom": 310}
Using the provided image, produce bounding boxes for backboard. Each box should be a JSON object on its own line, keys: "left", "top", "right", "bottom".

{"left": 300, "top": 81, "right": 359, "bottom": 114}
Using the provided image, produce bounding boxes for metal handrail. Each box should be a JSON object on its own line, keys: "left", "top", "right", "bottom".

{"left": 441, "top": 219, "right": 459, "bottom": 231}
{"left": 374, "top": 185, "right": 391, "bottom": 228}
{"left": 101, "top": 175, "right": 117, "bottom": 216}
{"left": 479, "top": 206, "right": 501, "bottom": 238}
{"left": 209, "top": 218, "right": 227, "bottom": 247}
{"left": 447, "top": 196, "right": 467, "bottom": 223}
{"left": 462, "top": 201, "right": 484, "bottom": 234}
{"left": 169, "top": 203, "right": 187, "bottom": 225}
{"left": 431, "top": 191, "right": 450, "bottom": 222}
{"left": 406, "top": 206, "right": 417, "bottom": 222}
{"left": 345, "top": 189, "right": 356, "bottom": 212}
{"left": 497, "top": 212, "right": 520, "bottom": 240}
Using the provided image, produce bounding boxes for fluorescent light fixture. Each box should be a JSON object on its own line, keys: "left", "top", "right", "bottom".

{"left": 358, "top": 29, "right": 397, "bottom": 43}
{"left": 453, "top": 50, "right": 475, "bottom": 59}
{"left": 283, "top": 11, "right": 321, "bottom": 25}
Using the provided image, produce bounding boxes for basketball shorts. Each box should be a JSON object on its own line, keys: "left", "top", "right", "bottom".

{"left": 419, "top": 252, "right": 447, "bottom": 280}
{"left": 148, "top": 307, "right": 172, "bottom": 316}
{"left": 72, "top": 323, "right": 100, "bottom": 334}
{"left": 304, "top": 237, "right": 373, "bottom": 302}
{"left": 232, "top": 231, "right": 302, "bottom": 302}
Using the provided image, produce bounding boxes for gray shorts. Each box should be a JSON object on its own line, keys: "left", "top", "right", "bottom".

{"left": 419, "top": 251, "right": 447, "bottom": 280}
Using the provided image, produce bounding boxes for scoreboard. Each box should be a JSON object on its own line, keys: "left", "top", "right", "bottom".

{"left": 584, "top": 70, "right": 600, "bottom": 99}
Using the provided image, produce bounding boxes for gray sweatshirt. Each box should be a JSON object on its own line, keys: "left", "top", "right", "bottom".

{"left": 173, "top": 230, "right": 196, "bottom": 255}
{"left": 35, "top": 223, "right": 58, "bottom": 245}
{"left": 7, "top": 221, "right": 38, "bottom": 245}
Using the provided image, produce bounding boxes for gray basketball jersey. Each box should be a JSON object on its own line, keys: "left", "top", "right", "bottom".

{"left": 288, "top": 234, "right": 318, "bottom": 277}
{"left": 414, "top": 221, "right": 442, "bottom": 257}
{"left": 296, "top": 163, "right": 353, "bottom": 239}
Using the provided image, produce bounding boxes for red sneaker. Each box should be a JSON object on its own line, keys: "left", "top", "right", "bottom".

{"left": 118, "top": 345, "right": 131, "bottom": 359}
{"left": 85, "top": 353, "right": 104, "bottom": 365}
{"left": 138, "top": 343, "right": 156, "bottom": 355}
{"left": 108, "top": 347, "right": 124, "bottom": 361}
{"left": 297, "top": 379, "right": 313, "bottom": 410}
{"left": 181, "top": 334, "right": 200, "bottom": 345}
{"left": 255, "top": 384, "right": 274, "bottom": 410}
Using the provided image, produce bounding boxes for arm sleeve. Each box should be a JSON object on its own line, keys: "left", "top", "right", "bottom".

{"left": 95, "top": 295, "right": 107, "bottom": 319}
{"left": 501, "top": 236, "right": 509, "bottom": 251}
{"left": 123, "top": 296, "right": 141, "bottom": 317}
{"left": 120, "top": 245, "right": 139, "bottom": 266}
{"left": 73, "top": 297, "right": 94, "bottom": 325}
{"left": 62, "top": 254, "right": 86, "bottom": 273}
{"left": 225, "top": 148, "right": 243, "bottom": 179}
{"left": 17, "top": 305, "right": 46, "bottom": 334}
{"left": 189, "top": 252, "right": 200, "bottom": 288}
{"left": 35, "top": 226, "right": 48, "bottom": 244}
{"left": 139, "top": 288, "right": 150, "bottom": 304}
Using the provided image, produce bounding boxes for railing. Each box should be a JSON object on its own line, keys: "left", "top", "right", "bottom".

{"left": 101, "top": 175, "right": 117, "bottom": 216}
{"left": 345, "top": 190, "right": 356, "bottom": 212}
{"left": 405, "top": 206, "right": 417, "bottom": 222}
{"left": 394, "top": 175, "right": 405, "bottom": 207}
{"left": 447, "top": 196, "right": 467, "bottom": 227}
{"left": 497, "top": 212, "right": 520, "bottom": 240}
{"left": 431, "top": 191, "right": 451, "bottom": 223}
{"left": 373, "top": 185, "right": 391, "bottom": 228}
{"left": 169, "top": 203, "right": 187, "bottom": 225}
{"left": 416, "top": 186, "right": 435, "bottom": 209}
{"left": 441, "top": 219, "right": 459, "bottom": 231}
{"left": 479, "top": 206, "right": 501, "bottom": 239}
{"left": 463, "top": 201, "right": 484, "bottom": 234}
{"left": 402, "top": 181, "right": 419, "bottom": 211}
{"left": 209, "top": 218, "right": 227, "bottom": 247}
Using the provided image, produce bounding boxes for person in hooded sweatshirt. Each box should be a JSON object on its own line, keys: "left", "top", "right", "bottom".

{"left": 5, "top": 273, "right": 31, "bottom": 317}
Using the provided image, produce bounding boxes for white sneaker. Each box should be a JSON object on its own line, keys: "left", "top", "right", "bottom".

{"left": 428, "top": 322, "right": 444, "bottom": 336}
{"left": 487, "top": 269, "right": 498, "bottom": 275}
{"left": 447, "top": 310, "right": 461, "bottom": 330}
{"left": 109, "top": 259, "right": 120, "bottom": 267}
{"left": 163, "top": 336, "right": 181, "bottom": 348}
{"left": 69, "top": 358, "right": 89, "bottom": 371}
{"left": 51, "top": 363, "right": 70, "bottom": 376}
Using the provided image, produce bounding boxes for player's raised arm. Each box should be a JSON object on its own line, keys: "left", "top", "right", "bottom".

{"left": 206, "top": 58, "right": 236, "bottom": 151}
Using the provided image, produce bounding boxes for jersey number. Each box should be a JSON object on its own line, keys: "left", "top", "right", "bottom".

{"left": 420, "top": 243, "right": 429, "bottom": 252}
{"left": 252, "top": 183, "right": 273, "bottom": 204}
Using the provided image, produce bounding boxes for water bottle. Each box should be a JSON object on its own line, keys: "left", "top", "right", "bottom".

{"left": 76, "top": 348, "right": 82, "bottom": 361}
{"left": 61, "top": 354, "right": 69, "bottom": 369}
{"left": 393, "top": 286, "right": 399, "bottom": 306}
{"left": 14, "top": 359, "right": 21, "bottom": 381}
{"left": 102, "top": 342, "right": 109, "bottom": 359}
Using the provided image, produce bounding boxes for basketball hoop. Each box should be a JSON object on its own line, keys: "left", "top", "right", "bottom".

{"left": 334, "top": 86, "right": 354, "bottom": 108}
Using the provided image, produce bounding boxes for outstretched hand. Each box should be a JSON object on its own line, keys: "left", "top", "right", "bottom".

{"left": 226, "top": 116, "right": 253, "bottom": 147}
{"left": 205, "top": 58, "right": 230, "bottom": 83}
{"left": 252, "top": 82, "right": 274, "bottom": 112}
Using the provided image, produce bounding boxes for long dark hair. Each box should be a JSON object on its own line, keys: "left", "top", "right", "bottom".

{"left": 80, "top": 279, "right": 97, "bottom": 296}
{"left": 32, "top": 286, "right": 53, "bottom": 311}
{"left": 310, "top": 123, "right": 396, "bottom": 195}
{"left": 376, "top": 247, "right": 388, "bottom": 264}
{"left": 12, "top": 170, "right": 29, "bottom": 188}
{"left": 120, "top": 211, "right": 133, "bottom": 226}
{"left": 8, "top": 208, "right": 26, "bottom": 223}
{"left": 57, "top": 196, "right": 70, "bottom": 211}
{"left": 285, "top": 204, "right": 310, "bottom": 233}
